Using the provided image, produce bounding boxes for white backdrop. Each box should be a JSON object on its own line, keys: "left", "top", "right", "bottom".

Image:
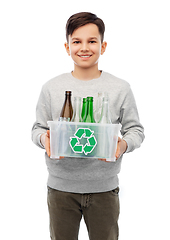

{"left": 1, "top": 0, "right": 170, "bottom": 239}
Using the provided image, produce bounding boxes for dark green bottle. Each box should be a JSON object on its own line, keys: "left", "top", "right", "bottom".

{"left": 83, "top": 97, "right": 96, "bottom": 123}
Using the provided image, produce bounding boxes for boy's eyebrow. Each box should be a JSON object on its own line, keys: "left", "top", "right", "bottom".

{"left": 71, "top": 38, "right": 80, "bottom": 41}
{"left": 71, "top": 37, "right": 98, "bottom": 41}
{"left": 89, "top": 37, "right": 98, "bottom": 40}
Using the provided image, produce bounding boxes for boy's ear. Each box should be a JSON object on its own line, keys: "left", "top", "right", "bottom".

{"left": 64, "top": 42, "right": 70, "bottom": 56}
{"left": 101, "top": 41, "right": 107, "bottom": 55}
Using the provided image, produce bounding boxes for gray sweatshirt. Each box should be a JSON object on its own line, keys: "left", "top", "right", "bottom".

{"left": 32, "top": 71, "right": 144, "bottom": 193}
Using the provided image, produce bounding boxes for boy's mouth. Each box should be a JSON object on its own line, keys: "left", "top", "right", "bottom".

{"left": 78, "top": 54, "right": 92, "bottom": 59}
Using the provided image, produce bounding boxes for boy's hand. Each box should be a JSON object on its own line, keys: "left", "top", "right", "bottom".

{"left": 115, "top": 137, "right": 127, "bottom": 160}
{"left": 45, "top": 130, "right": 51, "bottom": 157}
{"left": 40, "top": 131, "right": 64, "bottom": 159}
{"left": 98, "top": 137, "right": 127, "bottom": 162}
{"left": 40, "top": 130, "right": 51, "bottom": 157}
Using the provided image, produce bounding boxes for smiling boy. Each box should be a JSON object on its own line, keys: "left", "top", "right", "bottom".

{"left": 32, "top": 12, "right": 144, "bottom": 240}
{"left": 64, "top": 23, "right": 107, "bottom": 80}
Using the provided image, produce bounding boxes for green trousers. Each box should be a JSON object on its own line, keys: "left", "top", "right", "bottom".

{"left": 47, "top": 186, "right": 120, "bottom": 240}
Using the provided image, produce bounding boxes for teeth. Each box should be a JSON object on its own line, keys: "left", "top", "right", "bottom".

{"left": 80, "top": 55, "right": 90, "bottom": 58}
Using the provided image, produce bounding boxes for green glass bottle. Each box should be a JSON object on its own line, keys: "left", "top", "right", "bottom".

{"left": 81, "top": 98, "right": 87, "bottom": 122}
{"left": 83, "top": 97, "right": 96, "bottom": 123}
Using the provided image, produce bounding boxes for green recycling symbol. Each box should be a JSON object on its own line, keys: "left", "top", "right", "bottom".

{"left": 69, "top": 128, "right": 97, "bottom": 155}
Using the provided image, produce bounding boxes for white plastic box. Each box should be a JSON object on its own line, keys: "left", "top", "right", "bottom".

{"left": 47, "top": 121, "right": 121, "bottom": 162}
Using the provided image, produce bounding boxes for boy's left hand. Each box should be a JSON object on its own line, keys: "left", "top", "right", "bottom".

{"left": 98, "top": 137, "right": 127, "bottom": 162}
{"left": 115, "top": 137, "right": 127, "bottom": 160}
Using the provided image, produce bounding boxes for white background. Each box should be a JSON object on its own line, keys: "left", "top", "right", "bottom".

{"left": 0, "top": 0, "right": 170, "bottom": 239}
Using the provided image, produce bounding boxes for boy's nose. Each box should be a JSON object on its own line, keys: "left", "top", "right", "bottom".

{"left": 80, "top": 43, "right": 89, "bottom": 52}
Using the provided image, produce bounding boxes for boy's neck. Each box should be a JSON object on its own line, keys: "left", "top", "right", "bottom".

{"left": 72, "top": 64, "right": 101, "bottom": 81}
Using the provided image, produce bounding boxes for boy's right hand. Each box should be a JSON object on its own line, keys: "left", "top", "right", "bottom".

{"left": 40, "top": 130, "right": 51, "bottom": 157}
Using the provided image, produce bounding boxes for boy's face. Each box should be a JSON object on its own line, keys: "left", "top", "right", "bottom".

{"left": 65, "top": 23, "right": 107, "bottom": 70}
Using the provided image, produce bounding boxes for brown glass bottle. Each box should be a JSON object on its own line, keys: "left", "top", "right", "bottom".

{"left": 59, "top": 91, "right": 73, "bottom": 121}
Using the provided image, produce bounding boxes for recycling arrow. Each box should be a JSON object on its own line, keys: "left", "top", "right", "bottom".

{"left": 69, "top": 128, "right": 97, "bottom": 155}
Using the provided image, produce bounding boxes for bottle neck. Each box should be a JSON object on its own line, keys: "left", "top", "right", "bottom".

{"left": 60, "top": 91, "right": 73, "bottom": 119}
{"left": 65, "top": 93, "right": 72, "bottom": 103}
{"left": 99, "top": 97, "right": 112, "bottom": 124}
{"left": 84, "top": 97, "right": 95, "bottom": 123}
{"left": 74, "top": 97, "right": 81, "bottom": 113}
{"left": 72, "top": 97, "right": 81, "bottom": 122}
{"left": 81, "top": 99, "right": 87, "bottom": 121}
{"left": 87, "top": 100, "right": 94, "bottom": 116}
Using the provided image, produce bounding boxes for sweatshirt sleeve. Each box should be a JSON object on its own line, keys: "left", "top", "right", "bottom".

{"left": 120, "top": 86, "right": 145, "bottom": 153}
{"left": 31, "top": 85, "right": 52, "bottom": 148}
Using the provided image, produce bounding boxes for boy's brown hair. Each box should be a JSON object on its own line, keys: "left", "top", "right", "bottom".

{"left": 66, "top": 12, "right": 105, "bottom": 43}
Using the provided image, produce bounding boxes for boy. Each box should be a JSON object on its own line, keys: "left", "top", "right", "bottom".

{"left": 32, "top": 12, "right": 144, "bottom": 240}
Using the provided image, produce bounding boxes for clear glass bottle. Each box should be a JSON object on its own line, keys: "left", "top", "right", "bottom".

{"left": 59, "top": 91, "right": 73, "bottom": 121}
{"left": 98, "top": 95, "right": 112, "bottom": 159}
{"left": 98, "top": 96, "right": 112, "bottom": 124}
{"left": 71, "top": 97, "right": 82, "bottom": 122}
{"left": 94, "top": 92, "right": 103, "bottom": 122}
{"left": 83, "top": 97, "right": 96, "bottom": 123}
{"left": 58, "top": 117, "right": 70, "bottom": 122}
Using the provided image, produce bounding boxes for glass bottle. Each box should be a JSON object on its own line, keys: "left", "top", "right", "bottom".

{"left": 59, "top": 91, "right": 73, "bottom": 121}
{"left": 58, "top": 91, "right": 73, "bottom": 155}
{"left": 98, "top": 96, "right": 112, "bottom": 124}
{"left": 98, "top": 96, "right": 112, "bottom": 159}
{"left": 83, "top": 97, "right": 96, "bottom": 123}
{"left": 94, "top": 92, "right": 103, "bottom": 122}
{"left": 81, "top": 98, "right": 87, "bottom": 122}
{"left": 71, "top": 97, "right": 82, "bottom": 122}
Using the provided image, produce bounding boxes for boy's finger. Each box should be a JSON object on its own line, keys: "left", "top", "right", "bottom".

{"left": 98, "top": 158, "right": 106, "bottom": 162}
{"left": 115, "top": 142, "right": 120, "bottom": 154}
{"left": 46, "top": 130, "right": 50, "bottom": 137}
{"left": 45, "top": 132, "right": 51, "bottom": 157}
{"left": 46, "top": 145, "right": 51, "bottom": 157}
{"left": 115, "top": 144, "right": 120, "bottom": 159}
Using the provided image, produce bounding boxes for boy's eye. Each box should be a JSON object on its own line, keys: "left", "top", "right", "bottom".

{"left": 73, "top": 41, "right": 80, "bottom": 44}
{"left": 89, "top": 40, "right": 96, "bottom": 43}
